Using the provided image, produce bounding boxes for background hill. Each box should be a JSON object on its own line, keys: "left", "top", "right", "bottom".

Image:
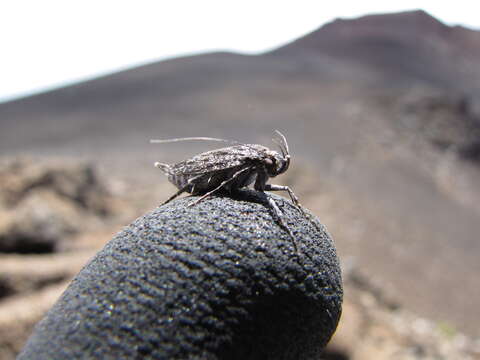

{"left": 1, "top": 9, "right": 479, "bottom": 342}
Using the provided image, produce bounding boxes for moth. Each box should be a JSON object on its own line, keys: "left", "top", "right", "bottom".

{"left": 151, "top": 131, "right": 302, "bottom": 252}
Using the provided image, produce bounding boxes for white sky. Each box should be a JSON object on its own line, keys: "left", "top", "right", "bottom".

{"left": 1, "top": 1, "right": 479, "bottom": 103}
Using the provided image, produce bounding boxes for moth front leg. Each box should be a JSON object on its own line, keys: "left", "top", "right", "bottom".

{"left": 264, "top": 184, "right": 300, "bottom": 206}
{"left": 266, "top": 194, "right": 299, "bottom": 254}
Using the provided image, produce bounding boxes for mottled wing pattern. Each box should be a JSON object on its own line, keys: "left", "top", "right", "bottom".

{"left": 168, "top": 144, "right": 268, "bottom": 175}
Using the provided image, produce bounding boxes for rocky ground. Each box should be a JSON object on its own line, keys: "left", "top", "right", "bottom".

{"left": 325, "top": 264, "right": 480, "bottom": 360}
{"left": 2, "top": 9, "right": 480, "bottom": 342}
{"left": 0, "top": 158, "right": 478, "bottom": 360}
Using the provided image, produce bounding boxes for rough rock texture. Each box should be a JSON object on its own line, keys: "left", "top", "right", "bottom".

{"left": 0, "top": 250, "right": 101, "bottom": 359}
{"left": 377, "top": 88, "right": 480, "bottom": 159}
{"left": 325, "top": 265, "right": 480, "bottom": 360}
{"left": 0, "top": 159, "right": 115, "bottom": 253}
{"left": 18, "top": 192, "right": 343, "bottom": 360}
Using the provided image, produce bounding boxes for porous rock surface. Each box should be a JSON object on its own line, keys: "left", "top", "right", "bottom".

{"left": 18, "top": 192, "right": 343, "bottom": 360}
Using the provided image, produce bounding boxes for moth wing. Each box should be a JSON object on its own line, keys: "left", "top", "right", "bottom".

{"left": 169, "top": 145, "right": 263, "bottom": 175}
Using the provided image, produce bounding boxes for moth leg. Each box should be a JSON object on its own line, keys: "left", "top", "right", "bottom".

{"left": 264, "top": 184, "right": 300, "bottom": 206}
{"left": 265, "top": 193, "right": 299, "bottom": 254}
{"left": 265, "top": 194, "right": 283, "bottom": 217}
{"left": 161, "top": 175, "right": 203, "bottom": 206}
{"left": 161, "top": 185, "right": 189, "bottom": 206}
{"left": 188, "top": 167, "right": 252, "bottom": 207}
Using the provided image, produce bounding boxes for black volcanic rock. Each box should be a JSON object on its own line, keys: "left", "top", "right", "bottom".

{"left": 18, "top": 194, "right": 343, "bottom": 360}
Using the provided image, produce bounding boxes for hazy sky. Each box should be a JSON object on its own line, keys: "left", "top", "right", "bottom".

{"left": 1, "top": 1, "right": 479, "bottom": 103}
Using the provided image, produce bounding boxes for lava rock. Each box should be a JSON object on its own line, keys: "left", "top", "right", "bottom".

{"left": 0, "top": 159, "right": 114, "bottom": 253}
{"left": 18, "top": 191, "right": 343, "bottom": 360}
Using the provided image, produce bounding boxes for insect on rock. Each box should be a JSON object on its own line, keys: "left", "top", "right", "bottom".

{"left": 151, "top": 131, "right": 303, "bottom": 253}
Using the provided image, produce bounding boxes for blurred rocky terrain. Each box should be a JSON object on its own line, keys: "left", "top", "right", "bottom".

{"left": 1, "top": 8, "right": 480, "bottom": 359}
{"left": 324, "top": 262, "right": 480, "bottom": 360}
{"left": 0, "top": 159, "right": 478, "bottom": 360}
{"left": 0, "top": 158, "right": 117, "bottom": 253}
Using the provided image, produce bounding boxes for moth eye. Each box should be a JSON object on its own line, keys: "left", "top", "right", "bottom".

{"left": 264, "top": 158, "right": 273, "bottom": 166}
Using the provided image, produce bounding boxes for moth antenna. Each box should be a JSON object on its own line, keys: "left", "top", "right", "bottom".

{"left": 150, "top": 137, "right": 241, "bottom": 145}
{"left": 274, "top": 130, "right": 290, "bottom": 157}
{"left": 272, "top": 137, "right": 286, "bottom": 157}
{"left": 150, "top": 136, "right": 264, "bottom": 155}
{"left": 152, "top": 133, "right": 289, "bottom": 163}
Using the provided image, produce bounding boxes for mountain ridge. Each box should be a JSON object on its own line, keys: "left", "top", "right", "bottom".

{"left": 272, "top": 10, "right": 480, "bottom": 95}
{"left": 4, "top": 10, "right": 480, "bottom": 109}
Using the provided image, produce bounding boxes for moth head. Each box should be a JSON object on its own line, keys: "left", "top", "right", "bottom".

{"left": 265, "top": 130, "right": 290, "bottom": 176}
{"left": 264, "top": 152, "right": 289, "bottom": 176}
